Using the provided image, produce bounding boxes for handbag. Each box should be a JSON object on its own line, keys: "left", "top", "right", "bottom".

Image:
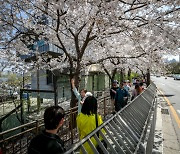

{"left": 95, "top": 114, "right": 107, "bottom": 154}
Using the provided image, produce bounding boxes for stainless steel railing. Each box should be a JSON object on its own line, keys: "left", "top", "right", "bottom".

{"left": 64, "top": 83, "right": 157, "bottom": 154}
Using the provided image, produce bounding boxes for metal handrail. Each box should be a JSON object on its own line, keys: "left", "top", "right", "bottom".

{"left": 64, "top": 83, "right": 157, "bottom": 154}
{"left": 0, "top": 83, "right": 157, "bottom": 154}
{"left": 0, "top": 106, "right": 78, "bottom": 142}
{"left": 0, "top": 93, "right": 112, "bottom": 154}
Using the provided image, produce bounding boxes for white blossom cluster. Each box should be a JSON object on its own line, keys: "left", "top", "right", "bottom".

{"left": 0, "top": 0, "right": 179, "bottom": 77}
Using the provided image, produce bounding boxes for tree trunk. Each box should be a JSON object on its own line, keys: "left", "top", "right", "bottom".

{"left": 128, "top": 68, "right": 131, "bottom": 82}
{"left": 69, "top": 72, "right": 80, "bottom": 129}
{"left": 120, "top": 69, "right": 124, "bottom": 83}
{"left": 37, "top": 67, "right": 40, "bottom": 113}
{"left": 70, "top": 74, "right": 80, "bottom": 108}
{"left": 53, "top": 75, "right": 58, "bottom": 106}
{"left": 111, "top": 68, "right": 117, "bottom": 85}
{"left": 146, "top": 68, "right": 150, "bottom": 87}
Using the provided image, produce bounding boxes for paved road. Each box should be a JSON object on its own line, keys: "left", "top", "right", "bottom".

{"left": 151, "top": 76, "right": 180, "bottom": 149}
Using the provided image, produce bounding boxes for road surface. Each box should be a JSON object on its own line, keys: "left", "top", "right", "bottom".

{"left": 151, "top": 76, "right": 180, "bottom": 150}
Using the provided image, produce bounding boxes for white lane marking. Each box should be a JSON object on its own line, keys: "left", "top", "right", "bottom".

{"left": 177, "top": 110, "right": 180, "bottom": 115}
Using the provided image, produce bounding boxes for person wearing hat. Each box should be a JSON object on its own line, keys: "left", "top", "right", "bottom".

{"left": 110, "top": 80, "right": 119, "bottom": 113}
{"left": 115, "top": 82, "right": 129, "bottom": 112}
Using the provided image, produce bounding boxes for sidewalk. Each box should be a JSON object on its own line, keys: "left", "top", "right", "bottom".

{"left": 153, "top": 91, "right": 180, "bottom": 154}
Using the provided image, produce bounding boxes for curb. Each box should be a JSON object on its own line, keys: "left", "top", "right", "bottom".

{"left": 153, "top": 96, "right": 163, "bottom": 154}
{"left": 154, "top": 90, "right": 180, "bottom": 154}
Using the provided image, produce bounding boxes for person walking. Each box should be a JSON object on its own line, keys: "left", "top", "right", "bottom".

{"left": 28, "top": 106, "right": 65, "bottom": 154}
{"left": 139, "top": 82, "right": 145, "bottom": 91}
{"left": 110, "top": 80, "right": 119, "bottom": 112}
{"left": 76, "top": 96, "right": 104, "bottom": 154}
{"left": 114, "top": 82, "right": 129, "bottom": 112}
{"left": 123, "top": 81, "right": 131, "bottom": 107}
{"left": 131, "top": 84, "right": 143, "bottom": 101}
{"left": 110, "top": 80, "right": 119, "bottom": 100}
{"left": 123, "top": 81, "right": 130, "bottom": 93}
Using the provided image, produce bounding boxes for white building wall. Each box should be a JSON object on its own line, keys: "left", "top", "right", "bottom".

{"left": 31, "top": 70, "right": 54, "bottom": 99}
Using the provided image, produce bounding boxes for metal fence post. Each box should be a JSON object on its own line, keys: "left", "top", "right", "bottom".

{"left": 103, "top": 97, "right": 106, "bottom": 118}
{"left": 70, "top": 108, "right": 74, "bottom": 144}
{"left": 36, "top": 120, "right": 39, "bottom": 135}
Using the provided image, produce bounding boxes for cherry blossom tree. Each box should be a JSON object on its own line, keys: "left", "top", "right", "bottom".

{"left": 0, "top": 0, "right": 179, "bottom": 109}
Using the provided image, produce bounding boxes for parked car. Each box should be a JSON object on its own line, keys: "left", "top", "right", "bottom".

{"left": 156, "top": 74, "right": 161, "bottom": 77}
{"left": 173, "top": 74, "right": 180, "bottom": 80}
{"left": 167, "top": 74, "right": 173, "bottom": 77}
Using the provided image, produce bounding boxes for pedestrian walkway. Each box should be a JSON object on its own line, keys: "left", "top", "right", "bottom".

{"left": 153, "top": 90, "right": 180, "bottom": 154}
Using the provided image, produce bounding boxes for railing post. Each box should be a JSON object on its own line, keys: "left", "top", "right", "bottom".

{"left": 20, "top": 137, "right": 22, "bottom": 154}
{"left": 20, "top": 89, "right": 24, "bottom": 125}
{"left": 36, "top": 120, "right": 39, "bottom": 135}
{"left": 70, "top": 108, "right": 74, "bottom": 144}
{"left": 103, "top": 96, "right": 106, "bottom": 118}
{"left": 3, "top": 101, "right": 5, "bottom": 115}
{"left": 0, "top": 121, "right": 2, "bottom": 133}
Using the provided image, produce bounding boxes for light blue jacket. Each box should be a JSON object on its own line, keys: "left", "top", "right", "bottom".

{"left": 72, "top": 87, "right": 82, "bottom": 114}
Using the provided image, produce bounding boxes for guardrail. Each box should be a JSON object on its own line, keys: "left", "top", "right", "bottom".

{"left": 0, "top": 91, "right": 112, "bottom": 154}
{"left": 0, "top": 84, "right": 157, "bottom": 154}
{"left": 64, "top": 83, "right": 157, "bottom": 154}
{"left": 0, "top": 106, "right": 79, "bottom": 154}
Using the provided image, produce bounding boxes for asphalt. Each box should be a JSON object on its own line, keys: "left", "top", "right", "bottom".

{"left": 153, "top": 90, "right": 180, "bottom": 154}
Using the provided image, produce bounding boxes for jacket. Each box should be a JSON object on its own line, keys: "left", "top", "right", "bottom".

{"left": 76, "top": 113, "right": 103, "bottom": 154}
{"left": 72, "top": 87, "right": 82, "bottom": 114}
{"left": 115, "top": 87, "right": 128, "bottom": 111}
{"left": 28, "top": 130, "right": 65, "bottom": 154}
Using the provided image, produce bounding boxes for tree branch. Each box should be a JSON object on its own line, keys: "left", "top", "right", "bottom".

{"left": 85, "top": 52, "right": 147, "bottom": 66}
{"left": 124, "top": 3, "right": 148, "bottom": 14}
{"left": 80, "top": 21, "right": 95, "bottom": 58}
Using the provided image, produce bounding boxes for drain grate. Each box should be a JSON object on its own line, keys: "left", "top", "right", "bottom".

{"left": 161, "top": 103, "right": 167, "bottom": 108}
{"left": 161, "top": 108, "right": 169, "bottom": 115}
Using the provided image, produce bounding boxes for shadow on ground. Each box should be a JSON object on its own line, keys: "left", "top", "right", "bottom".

{"left": 158, "top": 94, "right": 174, "bottom": 97}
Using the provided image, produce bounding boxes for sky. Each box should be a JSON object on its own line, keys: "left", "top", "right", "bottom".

{"left": 163, "top": 55, "right": 179, "bottom": 62}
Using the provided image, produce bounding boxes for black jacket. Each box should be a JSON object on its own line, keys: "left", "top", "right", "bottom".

{"left": 28, "top": 131, "right": 65, "bottom": 154}
{"left": 110, "top": 87, "right": 118, "bottom": 99}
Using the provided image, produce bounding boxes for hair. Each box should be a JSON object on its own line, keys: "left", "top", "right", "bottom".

{"left": 44, "top": 106, "right": 65, "bottom": 130}
{"left": 80, "top": 89, "right": 87, "bottom": 93}
{"left": 135, "top": 84, "right": 140, "bottom": 89}
{"left": 81, "top": 96, "right": 97, "bottom": 115}
{"left": 120, "top": 82, "right": 124, "bottom": 86}
{"left": 135, "top": 84, "right": 141, "bottom": 94}
{"left": 139, "top": 82, "right": 143, "bottom": 86}
{"left": 113, "top": 80, "right": 119, "bottom": 84}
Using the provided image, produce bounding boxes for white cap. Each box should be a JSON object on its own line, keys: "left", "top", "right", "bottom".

{"left": 82, "top": 92, "right": 93, "bottom": 103}
{"left": 85, "top": 92, "right": 93, "bottom": 97}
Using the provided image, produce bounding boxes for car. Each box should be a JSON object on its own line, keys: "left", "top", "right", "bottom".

{"left": 167, "top": 74, "right": 173, "bottom": 77}
{"left": 173, "top": 74, "right": 180, "bottom": 80}
{"left": 156, "top": 74, "right": 161, "bottom": 77}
